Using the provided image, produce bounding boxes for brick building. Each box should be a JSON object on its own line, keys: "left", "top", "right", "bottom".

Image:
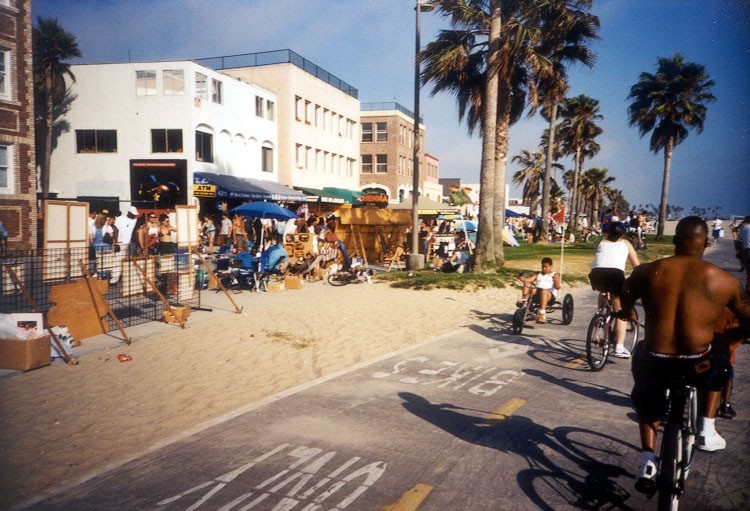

{"left": 0, "top": 0, "right": 36, "bottom": 251}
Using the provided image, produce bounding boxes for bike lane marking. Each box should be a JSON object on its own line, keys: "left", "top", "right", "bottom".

{"left": 484, "top": 398, "right": 526, "bottom": 425}
{"left": 381, "top": 483, "right": 433, "bottom": 511}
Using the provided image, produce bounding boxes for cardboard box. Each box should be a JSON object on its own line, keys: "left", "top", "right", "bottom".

{"left": 0, "top": 335, "right": 52, "bottom": 371}
{"left": 162, "top": 306, "right": 191, "bottom": 324}
{"left": 284, "top": 275, "right": 303, "bottom": 290}
{"left": 266, "top": 280, "right": 285, "bottom": 293}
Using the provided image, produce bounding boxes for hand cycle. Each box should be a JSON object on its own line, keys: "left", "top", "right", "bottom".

{"left": 654, "top": 378, "right": 698, "bottom": 511}
{"left": 585, "top": 292, "right": 641, "bottom": 370}
{"left": 511, "top": 272, "right": 574, "bottom": 335}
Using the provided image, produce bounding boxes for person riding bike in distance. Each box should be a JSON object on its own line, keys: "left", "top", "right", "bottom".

{"left": 516, "top": 257, "right": 561, "bottom": 323}
{"left": 589, "top": 221, "right": 640, "bottom": 358}
{"left": 618, "top": 216, "right": 750, "bottom": 495}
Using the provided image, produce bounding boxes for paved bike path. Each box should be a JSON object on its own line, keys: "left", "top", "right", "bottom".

{"left": 23, "top": 239, "right": 749, "bottom": 511}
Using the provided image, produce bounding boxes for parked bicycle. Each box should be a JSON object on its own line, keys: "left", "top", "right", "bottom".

{"left": 580, "top": 226, "right": 603, "bottom": 244}
{"left": 585, "top": 292, "right": 640, "bottom": 370}
{"left": 218, "top": 267, "right": 256, "bottom": 294}
{"left": 654, "top": 379, "right": 698, "bottom": 510}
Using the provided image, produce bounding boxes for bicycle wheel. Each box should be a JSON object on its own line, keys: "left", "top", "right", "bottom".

{"left": 586, "top": 314, "right": 609, "bottom": 371}
{"left": 657, "top": 424, "right": 683, "bottom": 511}
{"left": 327, "top": 272, "right": 350, "bottom": 286}
{"left": 624, "top": 309, "right": 640, "bottom": 352}
{"left": 585, "top": 232, "right": 601, "bottom": 244}
{"left": 512, "top": 308, "right": 525, "bottom": 334}
{"left": 561, "top": 294, "right": 574, "bottom": 325}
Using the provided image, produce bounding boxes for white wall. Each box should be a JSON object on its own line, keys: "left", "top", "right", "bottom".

{"left": 50, "top": 61, "right": 278, "bottom": 201}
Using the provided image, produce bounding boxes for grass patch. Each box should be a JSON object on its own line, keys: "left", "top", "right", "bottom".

{"left": 372, "top": 233, "right": 676, "bottom": 291}
{"left": 265, "top": 330, "right": 316, "bottom": 349}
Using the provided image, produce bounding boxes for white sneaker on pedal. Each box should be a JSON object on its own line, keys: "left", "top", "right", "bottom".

{"left": 697, "top": 431, "right": 726, "bottom": 452}
{"left": 613, "top": 347, "right": 631, "bottom": 358}
{"left": 635, "top": 459, "right": 657, "bottom": 495}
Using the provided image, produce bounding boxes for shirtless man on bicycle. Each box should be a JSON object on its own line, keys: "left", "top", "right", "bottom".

{"left": 619, "top": 216, "right": 750, "bottom": 494}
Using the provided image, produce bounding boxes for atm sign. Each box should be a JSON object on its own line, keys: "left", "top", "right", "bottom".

{"left": 193, "top": 184, "right": 216, "bottom": 197}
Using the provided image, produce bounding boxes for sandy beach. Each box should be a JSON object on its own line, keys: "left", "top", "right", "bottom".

{"left": 0, "top": 279, "right": 533, "bottom": 508}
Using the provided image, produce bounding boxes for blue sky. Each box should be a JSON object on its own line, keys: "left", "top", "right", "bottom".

{"left": 33, "top": 0, "right": 749, "bottom": 216}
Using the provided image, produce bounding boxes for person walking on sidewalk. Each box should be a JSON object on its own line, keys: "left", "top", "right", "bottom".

{"left": 619, "top": 216, "right": 750, "bottom": 495}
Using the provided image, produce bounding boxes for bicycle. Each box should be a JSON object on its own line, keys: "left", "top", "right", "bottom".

{"left": 585, "top": 292, "right": 640, "bottom": 371}
{"left": 580, "top": 226, "right": 602, "bottom": 244}
{"left": 654, "top": 379, "right": 698, "bottom": 510}
{"left": 512, "top": 274, "right": 574, "bottom": 335}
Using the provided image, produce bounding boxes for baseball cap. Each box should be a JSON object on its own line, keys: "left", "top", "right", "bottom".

{"left": 128, "top": 206, "right": 139, "bottom": 216}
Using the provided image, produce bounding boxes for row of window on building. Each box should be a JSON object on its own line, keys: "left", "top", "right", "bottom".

{"left": 294, "top": 96, "right": 357, "bottom": 139}
{"left": 134, "top": 68, "right": 276, "bottom": 122}
{"left": 294, "top": 144, "right": 356, "bottom": 178}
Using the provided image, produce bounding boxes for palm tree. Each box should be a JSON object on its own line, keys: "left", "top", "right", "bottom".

{"left": 606, "top": 188, "right": 629, "bottom": 215}
{"left": 33, "top": 17, "right": 81, "bottom": 199}
{"left": 422, "top": 0, "right": 598, "bottom": 270}
{"left": 627, "top": 53, "right": 715, "bottom": 238}
{"left": 557, "top": 94, "right": 602, "bottom": 229}
{"left": 579, "top": 167, "right": 614, "bottom": 223}
{"left": 511, "top": 150, "right": 544, "bottom": 216}
{"left": 530, "top": 0, "right": 599, "bottom": 237}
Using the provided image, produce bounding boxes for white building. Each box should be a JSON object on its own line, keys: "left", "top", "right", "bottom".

{"left": 203, "top": 50, "right": 361, "bottom": 202}
{"left": 50, "top": 60, "right": 304, "bottom": 210}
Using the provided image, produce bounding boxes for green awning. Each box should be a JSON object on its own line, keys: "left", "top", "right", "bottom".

{"left": 322, "top": 187, "right": 363, "bottom": 205}
{"left": 294, "top": 186, "right": 345, "bottom": 204}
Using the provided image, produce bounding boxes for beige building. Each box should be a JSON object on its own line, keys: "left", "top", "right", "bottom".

{"left": 0, "top": 0, "right": 36, "bottom": 251}
{"left": 206, "top": 50, "right": 361, "bottom": 199}
{"left": 359, "top": 102, "right": 432, "bottom": 205}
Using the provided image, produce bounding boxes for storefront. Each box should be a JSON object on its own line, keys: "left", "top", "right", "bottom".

{"left": 192, "top": 172, "right": 306, "bottom": 215}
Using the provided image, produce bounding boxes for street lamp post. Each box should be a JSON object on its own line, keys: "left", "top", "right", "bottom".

{"left": 407, "top": 0, "right": 434, "bottom": 271}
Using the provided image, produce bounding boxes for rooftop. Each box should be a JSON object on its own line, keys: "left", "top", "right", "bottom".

{"left": 361, "top": 102, "right": 421, "bottom": 122}
{"left": 195, "top": 49, "right": 358, "bottom": 99}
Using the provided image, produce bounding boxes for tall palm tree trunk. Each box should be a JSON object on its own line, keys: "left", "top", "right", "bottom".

{"left": 492, "top": 80, "right": 511, "bottom": 266}
{"left": 474, "top": 0, "right": 501, "bottom": 271}
{"left": 540, "top": 102, "right": 558, "bottom": 237}
{"left": 658, "top": 138, "right": 674, "bottom": 239}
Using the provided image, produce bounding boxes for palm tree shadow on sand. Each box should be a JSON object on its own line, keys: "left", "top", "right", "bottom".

{"left": 398, "top": 392, "right": 641, "bottom": 510}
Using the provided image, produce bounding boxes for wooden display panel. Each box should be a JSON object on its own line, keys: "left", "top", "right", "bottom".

{"left": 176, "top": 205, "right": 199, "bottom": 249}
{"left": 121, "top": 256, "right": 156, "bottom": 298}
{"left": 43, "top": 201, "right": 89, "bottom": 281}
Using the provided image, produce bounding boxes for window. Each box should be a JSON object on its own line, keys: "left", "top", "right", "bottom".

{"left": 361, "top": 123, "right": 373, "bottom": 142}
{"left": 0, "top": 143, "right": 11, "bottom": 190}
{"left": 211, "top": 78, "right": 222, "bottom": 104}
{"left": 76, "top": 130, "right": 117, "bottom": 153}
{"left": 361, "top": 154, "right": 372, "bottom": 173}
{"left": 315, "top": 105, "right": 321, "bottom": 127}
{"left": 376, "top": 122, "right": 388, "bottom": 141}
{"left": 195, "top": 131, "right": 213, "bottom": 162}
{"left": 163, "top": 70, "right": 184, "bottom": 95}
{"left": 305, "top": 100, "right": 312, "bottom": 124}
{"left": 0, "top": 48, "right": 9, "bottom": 100}
{"left": 306, "top": 146, "right": 312, "bottom": 170}
{"left": 151, "top": 129, "right": 183, "bottom": 153}
{"left": 136, "top": 70, "right": 157, "bottom": 96}
{"left": 255, "top": 96, "right": 264, "bottom": 117}
{"left": 195, "top": 73, "right": 208, "bottom": 99}
{"left": 295, "top": 96, "right": 303, "bottom": 121}
{"left": 295, "top": 144, "right": 303, "bottom": 168}
{"left": 262, "top": 146, "right": 273, "bottom": 172}
{"left": 376, "top": 154, "right": 387, "bottom": 173}
{"left": 266, "top": 100, "right": 275, "bottom": 121}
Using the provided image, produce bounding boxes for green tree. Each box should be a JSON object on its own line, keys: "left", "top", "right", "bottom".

{"left": 33, "top": 17, "right": 81, "bottom": 199}
{"left": 557, "top": 94, "right": 602, "bottom": 229}
{"left": 530, "top": 0, "right": 599, "bottom": 237}
{"left": 579, "top": 167, "right": 614, "bottom": 223}
{"left": 627, "top": 53, "right": 715, "bottom": 238}
{"left": 422, "top": 0, "right": 598, "bottom": 270}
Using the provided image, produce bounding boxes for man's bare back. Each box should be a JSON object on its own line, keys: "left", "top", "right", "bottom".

{"left": 629, "top": 256, "right": 747, "bottom": 354}
{"left": 621, "top": 216, "right": 750, "bottom": 355}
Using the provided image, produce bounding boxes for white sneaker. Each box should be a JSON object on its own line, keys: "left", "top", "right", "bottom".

{"left": 697, "top": 431, "right": 726, "bottom": 452}
{"left": 613, "top": 347, "right": 631, "bottom": 358}
{"left": 635, "top": 459, "right": 657, "bottom": 495}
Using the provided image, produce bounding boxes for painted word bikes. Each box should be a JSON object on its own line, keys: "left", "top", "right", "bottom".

{"left": 157, "top": 444, "right": 386, "bottom": 510}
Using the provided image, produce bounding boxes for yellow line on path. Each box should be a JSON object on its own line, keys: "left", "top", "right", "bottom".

{"left": 484, "top": 398, "right": 526, "bottom": 425}
{"left": 381, "top": 484, "right": 433, "bottom": 511}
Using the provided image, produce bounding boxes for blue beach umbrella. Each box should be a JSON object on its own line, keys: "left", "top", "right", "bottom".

{"left": 229, "top": 201, "right": 297, "bottom": 221}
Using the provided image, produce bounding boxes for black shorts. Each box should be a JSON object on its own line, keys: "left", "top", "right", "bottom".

{"left": 588, "top": 267, "right": 625, "bottom": 294}
{"left": 631, "top": 343, "right": 731, "bottom": 423}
